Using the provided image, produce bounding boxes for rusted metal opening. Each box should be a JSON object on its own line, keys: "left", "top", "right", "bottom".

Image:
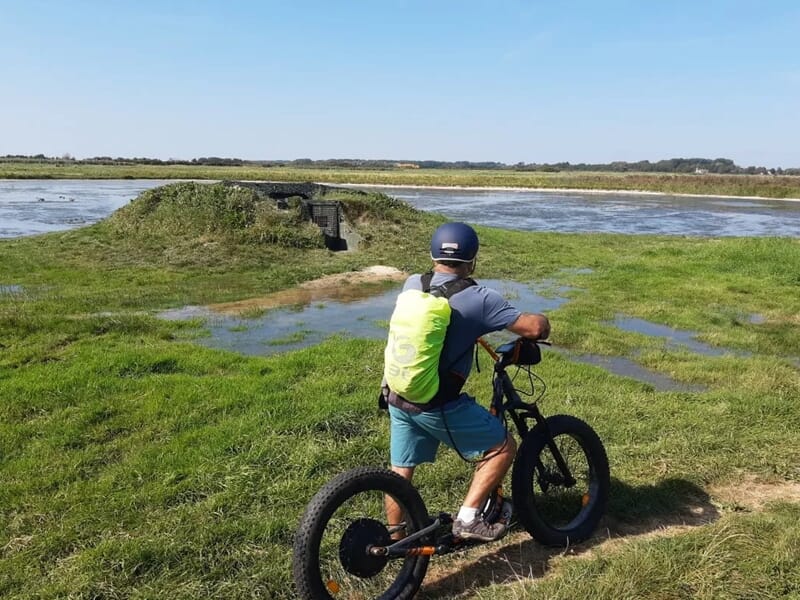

{"left": 302, "top": 201, "right": 347, "bottom": 250}
{"left": 222, "top": 181, "right": 352, "bottom": 250}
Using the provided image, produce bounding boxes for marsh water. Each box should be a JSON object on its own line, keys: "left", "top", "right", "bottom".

{"left": 367, "top": 186, "right": 800, "bottom": 237}
{"left": 0, "top": 179, "right": 185, "bottom": 237}
{"left": 2, "top": 179, "right": 800, "bottom": 238}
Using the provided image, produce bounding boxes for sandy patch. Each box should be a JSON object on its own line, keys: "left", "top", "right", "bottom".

{"left": 209, "top": 266, "right": 406, "bottom": 315}
{"left": 710, "top": 476, "right": 800, "bottom": 511}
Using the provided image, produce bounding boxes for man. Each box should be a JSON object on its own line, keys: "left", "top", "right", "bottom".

{"left": 384, "top": 222, "right": 550, "bottom": 542}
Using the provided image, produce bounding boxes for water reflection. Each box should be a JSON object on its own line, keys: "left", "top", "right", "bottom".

{"left": 160, "top": 278, "right": 707, "bottom": 392}
{"left": 611, "top": 315, "right": 750, "bottom": 358}
{"left": 563, "top": 352, "right": 707, "bottom": 393}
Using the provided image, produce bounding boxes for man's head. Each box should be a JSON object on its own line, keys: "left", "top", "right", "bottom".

{"left": 430, "top": 222, "right": 479, "bottom": 274}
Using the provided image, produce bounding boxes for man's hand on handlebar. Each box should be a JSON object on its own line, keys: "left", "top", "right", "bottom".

{"left": 507, "top": 312, "right": 550, "bottom": 341}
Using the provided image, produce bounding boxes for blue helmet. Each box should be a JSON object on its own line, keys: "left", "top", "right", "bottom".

{"left": 430, "top": 222, "right": 479, "bottom": 262}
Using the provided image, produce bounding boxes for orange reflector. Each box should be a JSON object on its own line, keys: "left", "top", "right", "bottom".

{"left": 582, "top": 494, "right": 591, "bottom": 507}
{"left": 326, "top": 580, "right": 340, "bottom": 594}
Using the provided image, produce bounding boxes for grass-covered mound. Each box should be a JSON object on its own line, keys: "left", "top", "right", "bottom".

{"left": 1, "top": 187, "right": 799, "bottom": 598}
{"left": 103, "top": 181, "right": 436, "bottom": 266}
{"left": 109, "top": 182, "right": 327, "bottom": 248}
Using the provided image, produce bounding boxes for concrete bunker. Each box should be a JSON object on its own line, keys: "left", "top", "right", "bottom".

{"left": 222, "top": 181, "right": 361, "bottom": 251}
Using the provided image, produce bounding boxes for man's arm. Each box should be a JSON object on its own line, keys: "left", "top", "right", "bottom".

{"left": 507, "top": 312, "right": 550, "bottom": 340}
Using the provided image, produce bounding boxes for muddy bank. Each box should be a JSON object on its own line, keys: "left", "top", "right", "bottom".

{"left": 209, "top": 266, "right": 406, "bottom": 315}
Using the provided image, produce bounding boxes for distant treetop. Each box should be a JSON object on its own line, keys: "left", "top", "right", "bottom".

{"left": 0, "top": 154, "right": 795, "bottom": 175}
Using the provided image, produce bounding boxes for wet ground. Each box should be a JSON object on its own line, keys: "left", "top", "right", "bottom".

{"left": 160, "top": 276, "right": 729, "bottom": 393}
{"left": 161, "top": 279, "right": 570, "bottom": 356}
{"left": 565, "top": 353, "right": 707, "bottom": 393}
{"left": 611, "top": 316, "right": 745, "bottom": 358}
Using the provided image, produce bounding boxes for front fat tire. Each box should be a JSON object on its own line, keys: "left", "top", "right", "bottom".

{"left": 511, "top": 415, "right": 610, "bottom": 547}
{"left": 292, "top": 466, "right": 431, "bottom": 600}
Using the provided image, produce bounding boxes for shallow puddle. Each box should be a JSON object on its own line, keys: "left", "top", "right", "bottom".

{"left": 0, "top": 284, "right": 23, "bottom": 295}
{"left": 160, "top": 277, "right": 714, "bottom": 392}
{"left": 208, "top": 267, "right": 407, "bottom": 315}
{"left": 562, "top": 351, "right": 707, "bottom": 393}
{"left": 161, "top": 279, "right": 571, "bottom": 356}
{"left": 611, "top": 315, "right": 748, "bottom": 358}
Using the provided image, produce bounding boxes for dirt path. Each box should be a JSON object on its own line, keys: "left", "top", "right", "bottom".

{"left": 418, "top": 477, "right": 800, "bottom": 599}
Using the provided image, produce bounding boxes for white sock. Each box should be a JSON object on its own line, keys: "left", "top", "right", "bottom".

{"left": 456, "top": 506, "right": 479, "bottom": 523}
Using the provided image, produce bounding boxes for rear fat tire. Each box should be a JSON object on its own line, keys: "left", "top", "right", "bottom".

{"left": 293, "top": 466, "right": 431, "bottom": 600}
{"left": 511, "top": 414, "right": 610, "bottom": 547}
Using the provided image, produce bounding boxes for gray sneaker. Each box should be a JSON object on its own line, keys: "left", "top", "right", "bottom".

{"left": 452, "top": 517, "right": 508, "bottom": 542}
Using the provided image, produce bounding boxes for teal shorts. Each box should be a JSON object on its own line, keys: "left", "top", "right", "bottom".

{"left": 389, "top": 396, "right": 507, "bottom": 467}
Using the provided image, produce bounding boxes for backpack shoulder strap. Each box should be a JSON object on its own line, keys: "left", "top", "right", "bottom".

{"left": 420, "top": 272, "right": 434, "bottom": 293}
{"left": 439, "top": 276, "right": 477, "bottom": 299}
{"left": 422, "top": 273, "right": 477, "bottom": 298}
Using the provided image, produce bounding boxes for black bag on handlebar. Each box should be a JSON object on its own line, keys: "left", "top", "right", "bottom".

{"left": 499, "top": 338, "right": 542, "bottom": 367}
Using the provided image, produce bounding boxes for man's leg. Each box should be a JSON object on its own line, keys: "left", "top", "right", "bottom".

{"left": 385, "top": 466, "right": 415, "bottom": 539}
{"left": 452, "top": 433, "right": 517, "bottom": 541}
{"left": 462, "top": 433, "right": 516, "bottom": 508}
{"left": 386, "top": 405, "right": 439, "bottom": 537}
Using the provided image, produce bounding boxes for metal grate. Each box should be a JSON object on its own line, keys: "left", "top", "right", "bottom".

{"left": 307, "top": 202, "right": 340, "bottom": 239}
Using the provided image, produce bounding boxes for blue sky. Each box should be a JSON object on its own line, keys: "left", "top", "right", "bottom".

{"left": 2, "top": 1, "right": 798, "bottom": 167}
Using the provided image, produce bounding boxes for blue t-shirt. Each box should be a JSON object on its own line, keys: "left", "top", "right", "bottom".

{"left": 403, "top": 273, "right": 522, "bottom": 381}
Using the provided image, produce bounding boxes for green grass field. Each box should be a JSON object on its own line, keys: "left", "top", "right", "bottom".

{"left": 2, "top": 160, "right": 800, "bottom": 199}
{"left": 1, "top": 183, "right": 799, "bottom": 598}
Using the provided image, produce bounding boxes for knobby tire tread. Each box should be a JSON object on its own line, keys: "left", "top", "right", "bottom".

{"left": 293, "top": 466, "right": 431, "bottom": 600}
{"left": 511, "top": 414, "right": 610, "bottom": 547}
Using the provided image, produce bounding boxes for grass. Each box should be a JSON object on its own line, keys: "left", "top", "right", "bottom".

{"left": 1, "top": 182, "right": 799, "bottom": 598}
{"left": 265, "top": 330, "right": 312, "bottom": 346}
{"left": 3, "top": 161, "right": 800, "bottom": 199}
{"left": 472, "top": 503, "right": 800, "bottom": 599}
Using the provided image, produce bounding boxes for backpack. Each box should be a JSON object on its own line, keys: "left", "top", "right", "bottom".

{"left": 383, "top": 273, "right": 476, "bottom": 403}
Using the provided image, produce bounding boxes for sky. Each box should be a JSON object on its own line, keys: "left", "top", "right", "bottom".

{"left": 2, "top": 1, "right": 799, "bottom": 167}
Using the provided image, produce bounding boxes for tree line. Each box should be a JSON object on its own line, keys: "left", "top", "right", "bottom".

{"left": 1, "top": 154, "right": 796, "bottom": 175}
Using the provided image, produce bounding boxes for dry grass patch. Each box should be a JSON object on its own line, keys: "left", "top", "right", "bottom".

{"left": 710, "top": 475, "right": 800, "bottom": 512}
